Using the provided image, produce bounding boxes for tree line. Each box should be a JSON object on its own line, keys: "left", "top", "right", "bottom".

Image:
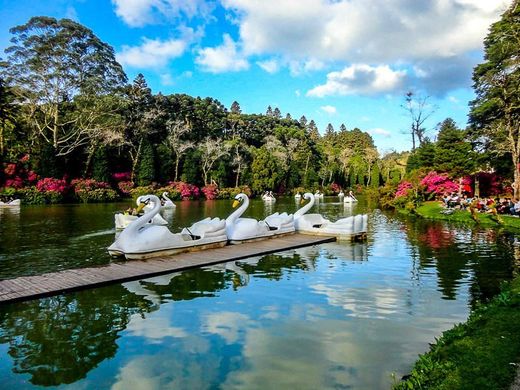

{"left": 1, "top": 0, "right": 519, "bottom": 200}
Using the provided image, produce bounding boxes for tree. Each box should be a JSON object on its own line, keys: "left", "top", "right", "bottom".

{"left": 0, "top": 78, "right": 18, "bottom": 156}
{"left": 136, "top": 139, "right": 155, "bottom": 186}
{"left": 230, "top": 101, "right": 241, "bottom": 114}
{"left": 164, "top": 119, "right": 194, "bottom": 181}
{"left": 2, "top": 17, "right": 127, "bottom": 156}
{"left": 199, "top": 137, "right": 229, "bottom": 185}
{"left": 469, "top": 1, "right": 520, "bottom": 197}
{"left": 434, "top": 118, "right": 476, "bottom": 177}
{"left": 325, "top": 123, "right": 335, "bottom": 136}
{"left": 266, "top": 105, "right": 273, "bottom": 117}
{"left": 273, "top": 107, "right": 282, "bottom": 119}
{"left": 402, "top": 91, "right": 436, "bottom": 150}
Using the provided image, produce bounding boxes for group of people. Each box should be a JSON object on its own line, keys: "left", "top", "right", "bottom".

{"left": 441, "top": 192, "right": 520, "bottom": 216}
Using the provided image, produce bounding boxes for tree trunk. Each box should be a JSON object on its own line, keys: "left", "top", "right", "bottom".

{"left": 235, "top": 163, "right": 241, "bottom": 188}
{"left": 514, "top": 162, "right": 520, "bottom": 200}
{"left": 83, "top": 144, "right": 97, "bottom": 177}
{"left": 304, "top": 154, "right": 310, "bottom": 186}
{"left": 174, "top": 155, "right": 180, "bottom": 182}
{"left": 131, "top": 139, "right": 143, "bottom": 182}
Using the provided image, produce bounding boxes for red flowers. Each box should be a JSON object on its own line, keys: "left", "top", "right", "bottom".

{"left": 36, "top": 178, "right": 68, "bottom": 193}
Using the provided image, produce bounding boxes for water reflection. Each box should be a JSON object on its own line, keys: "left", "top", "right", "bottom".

{"left": 0, "top": 285, "right": 154, "bottom": 387}
{"left": 399, "top": 218, "right": 515, "bottom": 304}
{"left": 0, "top": 200, "right": 517, "bottom": 388}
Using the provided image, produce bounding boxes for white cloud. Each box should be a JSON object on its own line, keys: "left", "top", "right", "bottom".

{"left": 112, "top": 0, "right": 214, "bottom": 27}
{"left": 221, "top": 0, "right": 509, "bottom": 93}
{"left": 289, "top": 58, "right": 326, "bottom": 76}
{"left": 257, "top": 59, "right": 279, "bottom": 73}
{"left": 117, "top": 37, "right": 187, "bottom": 68}
{"left": 368, "top": 128, "right": 392, "bottom": 137}
{"left": 307, "top": 64, "right": 406, "bottom": 97}
{"left": 448, "top": 96, "right": 459, "bottom": 103}
{"left": 222, "top": 0, "right": 509, "bottom": 62}
{"left": 320, "top": 105, "right": 337, "bottom": 114}
{"left": 295, "top": 89, "right": 301, "bottom": 97}
{"left": 196, "top": 34, "right": 249, "bottom": 73}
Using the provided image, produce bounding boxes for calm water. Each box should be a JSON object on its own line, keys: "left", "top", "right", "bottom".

{"left": 0, "top": 197, "right": 517, "bottom": 389}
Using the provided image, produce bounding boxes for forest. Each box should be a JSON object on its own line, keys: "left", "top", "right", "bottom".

{"left": 0, "top": 0, "right": 519, "bottom": 205}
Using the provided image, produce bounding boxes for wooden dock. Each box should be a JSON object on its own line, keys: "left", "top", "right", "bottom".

{"left": 0, "top": 234, "right": 335, "bottom": 305}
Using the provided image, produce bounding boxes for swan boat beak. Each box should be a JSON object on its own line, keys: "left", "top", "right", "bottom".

{"left": 232, "top": 199, "right": 240, "bottom": 208}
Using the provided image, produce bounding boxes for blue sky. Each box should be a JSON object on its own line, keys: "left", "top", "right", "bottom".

{"left": 0, "top": 0, "right": 512, "bottom": 153}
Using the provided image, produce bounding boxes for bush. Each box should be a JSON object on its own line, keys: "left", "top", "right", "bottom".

{"left": 16, "top": 187, "right": 46, "bottom": 204}
{"left": 129, "top": 185, "right": 157, "bottom": 199}
{"left": 117, "top": 181, "right": 134, "bottom": 196}
{"left": 201, "top": 184, "right": 218, "bottom": 200}
{"left": 420, "top": 171, "right": 459, "bottom": 199}
{"left": 71, "top": 178, "right": 117, "bottom": 203}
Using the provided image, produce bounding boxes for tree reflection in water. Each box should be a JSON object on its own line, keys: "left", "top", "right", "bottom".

{"left": 0, "top": 249, "right": 326, "bottom": 386}
{"left": 0, "top": 285, "right": 154, "bottom": 386}
{"left": 402, "top": 218, "right": 515, "bottom": 305}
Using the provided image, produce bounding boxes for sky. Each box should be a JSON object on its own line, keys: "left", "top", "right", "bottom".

{"left": 0, "top": 0, "right": 512, "bottom": 153}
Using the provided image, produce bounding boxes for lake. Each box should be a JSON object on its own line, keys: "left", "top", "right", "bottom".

{"left": 0, "top": 196, "right": 516, "bottom": 389}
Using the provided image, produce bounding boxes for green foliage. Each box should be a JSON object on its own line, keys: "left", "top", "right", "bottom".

{"left": 38, "top": 143, "right": 61, "bottom": 178}
{"left": 370, "top": 163, "right": 380, "bottom": 188}
{"left": 251, "top": 146, "right": 282, "bottom": 193}
{"left": 92, "top": 147, "right": 110, "bottom": 183}
{"left": 394, "top": 280, "right": 520, "bottom": 389}
{"left": 434, "top": 118, "right": 476, "bottom": 177}
{"left": 155, "top": 144, "right": 174, "bottom": 183}
{"left": 406, "top": 141, "right": 436, "bottom": 173}
{"left": 136, "top": 140, "right": 155, "bottom": 186}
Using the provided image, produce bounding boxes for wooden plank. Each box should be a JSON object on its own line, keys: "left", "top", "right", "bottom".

{"left": 0, "top": 234, "right": 335, "bottom": 305}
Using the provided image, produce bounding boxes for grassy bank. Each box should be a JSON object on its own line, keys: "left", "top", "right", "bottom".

{"left": 412, "top": 201, "right": 520, "bottom": 231}
{"left": 394, "top": 278, "right": 520, "bottom": 389}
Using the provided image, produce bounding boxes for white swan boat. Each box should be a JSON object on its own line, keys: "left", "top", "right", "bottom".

{"left": 0, "top": 199, "right": 21, "bottom": 207}
{"left": 294, "top": 192, "right": 302, "bottom": 200}
{"left": 264, "top": 210, "right": 295, "bottom": 236}
{"left": 344, "top": 192, "right": 358, "bottom": 203}
{"left": 314, "top": 191, "right": 324, "bottom": 200}
{"left": 295, "top": 193, "right": 367, "bottom": 240}
{"left": 161, "top": 191, "right": 176, "bottom": 209}
{"left": 338, "top": 191, "right": 345, "bottom": 198}
{"left": 115, "top": 196, "right": 168, "bottom": 230}
{"left": 108, "top": 194, "right": 228, "bottom": 259}
{"left": 226, "top": 193, "right": 276, "bottom": 243}
{"left": 262, "top": 192, "right": 276, "bottom": 202}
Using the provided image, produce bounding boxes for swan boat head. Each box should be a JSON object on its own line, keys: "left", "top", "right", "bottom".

{"left": 225, "top": 193, "right": 273, "bottom": 242}
{"left": 108, "top": 194, "right": 226, "bottom": 258}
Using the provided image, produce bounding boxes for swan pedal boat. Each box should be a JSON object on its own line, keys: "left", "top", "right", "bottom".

{"left": 108, "top": 195, "right": 227, "bottom": 259}
{"left": 344, "top": 195, "right": 358, "bottom": 203}
{"left": 0, "top": 199, "right": 21, "bottom": 207}
{"left": 295, "top": 193, "right": 367, "bottom": 240}
{"left": 226, "top": 193, "right": 294, "bottom": 244}
{"left": 115, "top": 195, "right": 168, "bottom": 230}
{"left": 262, "top": 193, "right": 276, "bottom": 202}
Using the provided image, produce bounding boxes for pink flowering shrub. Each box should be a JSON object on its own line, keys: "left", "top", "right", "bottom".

{"left": 329, "top": 183, "right": 341, "bottom": 194}
{"left": 420, "top": 171, "right": 459, "bottom": 198}
{"left": 71, "top": 178, "right": 117, "bottom": 203}
{"left": 1, "top": 155, "right": 39, "bottom": 189}
{"left": 36, "top": 178, "right": 68, "bottom": 193}
{"left": 202, "top": 184, "right": 218, "bottom": 200}
{"left": 34, "top": 178, "right": 68, "bottom": 203}
{"left": 112, "top": 172, "right": 131, "bottom": 182}
{"left": 118, "top": 181, "right": 134, "bottom": 195}
{"left": 169, "top": 181, "right": 200, "bottom": 200}
{"left": 395, "top": 181, "right": 413, "bottom": 198}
